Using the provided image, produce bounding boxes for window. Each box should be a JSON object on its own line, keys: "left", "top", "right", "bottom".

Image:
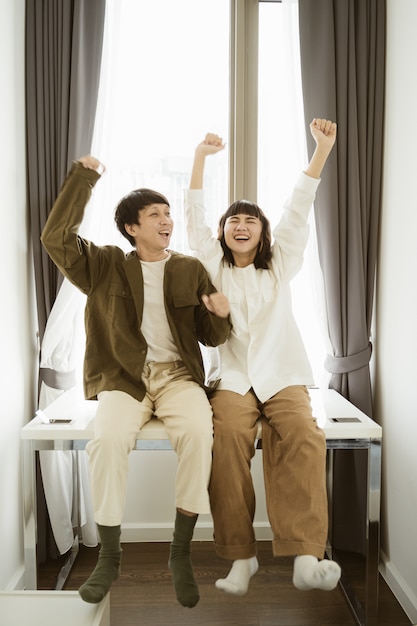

{"left": 84, "top": 0, "right": 326, "bottom": 383}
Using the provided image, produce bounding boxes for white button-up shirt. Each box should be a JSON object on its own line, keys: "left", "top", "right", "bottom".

{"left": 185, "top": 172, "right": 320, "bottom": 403}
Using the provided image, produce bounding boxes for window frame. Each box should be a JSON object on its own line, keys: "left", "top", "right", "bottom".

{"left": 229, "top": 0, "right": 259, "bottom": 203}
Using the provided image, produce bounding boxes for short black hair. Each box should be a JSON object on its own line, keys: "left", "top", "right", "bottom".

{"left": 114, "top": 188, "right": 170, "bottom": 246}
{"left": 217, "top": 200, "right": 272, "bottom": 269}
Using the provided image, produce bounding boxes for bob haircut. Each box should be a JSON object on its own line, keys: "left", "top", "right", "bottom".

{"left": 114, "top": 188, "right": 170, "bottom": 247}
{"left": 217, "top": 200, "right": 272, "bottom": 269}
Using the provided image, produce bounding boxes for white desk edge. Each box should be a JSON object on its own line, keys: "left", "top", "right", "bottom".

{"left": 21, "top": 387, "right": 382, "bottom": 442}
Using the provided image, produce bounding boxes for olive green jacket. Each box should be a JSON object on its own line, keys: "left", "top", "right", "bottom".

{"left": 41, "top": 162, "right": 231, "bottom": 402}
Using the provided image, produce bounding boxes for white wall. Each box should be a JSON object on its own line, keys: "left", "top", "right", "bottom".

{"left": 0, "top": 0, "right": 38, "bottom": 589}
{"left": 373, "top": 0, "right": 417, "bottom": 622}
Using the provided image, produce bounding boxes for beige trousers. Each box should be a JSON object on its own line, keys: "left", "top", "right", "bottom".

{"left": 86, "top": 361, "right": 214, "bottom": 526}
{"left": 209, "top": 385, "right": 328, "bottom": 560}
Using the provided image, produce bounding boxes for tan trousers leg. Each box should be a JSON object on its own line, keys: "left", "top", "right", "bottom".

{"left": 209, "top": 389, "right": 261, "bottom": 560}
{"left": 87, "top": 362, "right": 214, "bottom": 526}
{"left": 262, "top": 385, "right": 328, "bottom": 558}
{"left": 209, "top": 385, "right": 328, "bottom": 560}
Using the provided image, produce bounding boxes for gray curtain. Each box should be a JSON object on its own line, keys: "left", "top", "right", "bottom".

{"left": 26, "top": 0, "right": 106, "bottom": 343}
{"left": 26, "top": 0, "right": 106, "bottom": 560}
{"left": 298, "top": 0, "right": 385, "bottom": 552}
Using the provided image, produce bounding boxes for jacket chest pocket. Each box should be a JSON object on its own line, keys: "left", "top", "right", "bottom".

{"left": 105, "top": 284, "right": 137, "bottom": 328}
{"left": 170, "top": 294, "right": 201, "bottom": 329}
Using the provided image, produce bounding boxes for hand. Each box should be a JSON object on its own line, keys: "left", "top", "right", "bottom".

{"left": 78, "top": 155, "right": 105, "bottom": 173}
{"left": 202, "top": 292, "right": 230, "bottom": 319}
{"left": 195, "top": 133, "right": 225, "bottom": 158}
{"left": 190, "top": 133, "right": 225, "bottom": 189}
{"left": 310, "top": 118, "right": 337, "bottom": 151}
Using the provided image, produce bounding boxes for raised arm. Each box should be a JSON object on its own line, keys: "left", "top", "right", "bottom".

{"left": 41, "top": 156, "right": 105, "bottom": 294}
{"left": 189, "top": 133, "right": 225, "bottom": 189}
{"left": 304, "top": 118, "right": 337, "bottom": 179}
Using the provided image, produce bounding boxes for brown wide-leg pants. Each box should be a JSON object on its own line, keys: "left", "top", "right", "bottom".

{"left": 209, "top": 385, "right": 328, "bottom": 560}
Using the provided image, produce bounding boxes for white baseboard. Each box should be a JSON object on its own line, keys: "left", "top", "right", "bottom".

{"left": 380, "top": 551, "right": 417, "bottom": 624}
{"left": 121, "top": 521, "right": 273, "bottom": 543}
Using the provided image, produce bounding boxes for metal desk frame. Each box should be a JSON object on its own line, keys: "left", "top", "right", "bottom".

{"left": 21, "top": 388, "right": 382, "bottom": 626}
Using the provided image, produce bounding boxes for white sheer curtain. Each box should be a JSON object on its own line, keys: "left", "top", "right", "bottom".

{"left": 258, "top": 0, "right": 330, "bottom": 387}
{"left": 39, "top": 279, "right": 98, "bottom": 553}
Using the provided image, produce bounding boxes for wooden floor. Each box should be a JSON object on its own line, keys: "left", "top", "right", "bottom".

{"left": 38, "top": 541, "right": 411, "bottom": 626}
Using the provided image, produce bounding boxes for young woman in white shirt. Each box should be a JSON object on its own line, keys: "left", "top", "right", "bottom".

{"left": 185, "top": 119, "right": 340, "bottom": 596}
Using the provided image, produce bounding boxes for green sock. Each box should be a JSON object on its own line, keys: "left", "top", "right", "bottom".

{"left": 168, "top": 510, "right": 199, "bottom": 608}
{"left": 78, "top": 524, "right": 122, "bottom": 603}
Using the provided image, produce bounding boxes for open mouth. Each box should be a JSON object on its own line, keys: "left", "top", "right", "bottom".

{"left": 234, "top": 235, "right": 249, "bottom": 241}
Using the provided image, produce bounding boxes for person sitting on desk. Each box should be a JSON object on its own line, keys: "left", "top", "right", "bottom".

{"left": 41, "top": 155, "right": 231, "bottom": 608}
{"left": 185, "top": 118, "right": 342, "bottom": 596}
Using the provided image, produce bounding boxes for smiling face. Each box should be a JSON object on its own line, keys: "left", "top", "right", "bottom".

{"left": 125, "top": 203, "right": 173, "bottom": 261}
{"left": 223, "top": 214, "right": 263, "bottom": 267}
{"left": 218, "top": 199, "right": 272, "bottom": 269}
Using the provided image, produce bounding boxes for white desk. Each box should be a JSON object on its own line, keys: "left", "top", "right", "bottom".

{"left": 21, "top": 387, "right": 382, "bottom": 626}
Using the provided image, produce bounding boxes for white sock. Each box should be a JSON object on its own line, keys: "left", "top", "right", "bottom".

{"left": 293, "top": 555, "right": 341, "bottom": 591}
{"left": 215, "top": 557, "right": 259, "bottom": 596}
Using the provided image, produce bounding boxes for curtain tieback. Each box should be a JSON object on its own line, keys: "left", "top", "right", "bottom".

{"left": 39, "top": 367, "right": 77, "bottom": 390}
{"left": 324, "top": 342, "right": 372, "bottom": 375}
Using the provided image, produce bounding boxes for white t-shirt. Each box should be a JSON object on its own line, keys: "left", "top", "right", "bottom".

{"left": 140, "top": 255, "right": 181, "bottom": 363}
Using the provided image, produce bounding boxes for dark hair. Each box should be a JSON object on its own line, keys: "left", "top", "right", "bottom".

{"left": 114, "top": 188, "right": 170, "bottom": 246}
{"left": 217, "top": 200, "right": 272, "bottom": 269}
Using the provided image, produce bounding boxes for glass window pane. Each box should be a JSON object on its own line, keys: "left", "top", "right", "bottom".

{"left": 87, "top": 0, "right": 230, "bottom": 253}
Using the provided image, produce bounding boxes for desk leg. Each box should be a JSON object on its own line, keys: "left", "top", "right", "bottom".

{"left": 326, "top": 448, "right": 334, "bottom": 559}
{"left": 327, "top": 441, "right": 382, "bottom": 626}
{"left": 326, "top": 448, "right": 365, "bottom": 625}
{"left": 364, "top": 438, "right": 382, "bottom": 626}
{"left": 54, "top": 450, "right": 80, "bottom": 590}
{"left": 21, "top": 440, "right": 37, "bottom": 589}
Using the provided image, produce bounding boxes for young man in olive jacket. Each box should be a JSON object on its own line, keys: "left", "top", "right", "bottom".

{"left": 41, "top": 155, "right": 231, "bottom": 608}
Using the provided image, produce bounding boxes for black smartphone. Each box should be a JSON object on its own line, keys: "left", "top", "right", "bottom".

{"left": 48, "top": 419, "right": 73, "bottom": 424}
